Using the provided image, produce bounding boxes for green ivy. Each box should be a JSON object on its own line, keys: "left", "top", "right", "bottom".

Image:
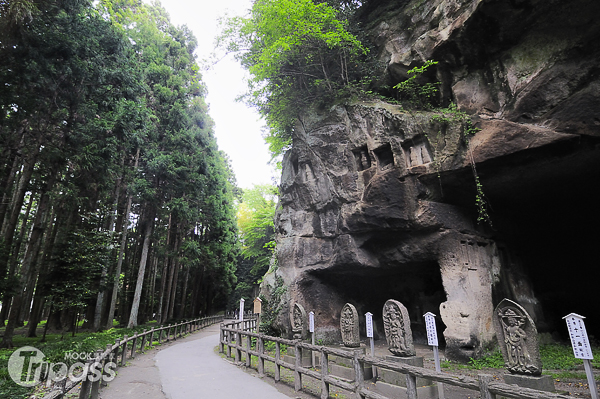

{"left": 259, "top": 275, "right": 287, "bottom": 336}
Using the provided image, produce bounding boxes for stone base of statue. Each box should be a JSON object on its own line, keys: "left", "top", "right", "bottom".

{"left": 498, "top": 374, "right": 555, "bottom": 399}
{"left": 373, "top": 356, "right": 438, "bottom": 399}
{"left": 283, "top": 346, "right": 313, "bottom": 367}
{"left": 314, "top": 346, "right": 373, "bottom": 380}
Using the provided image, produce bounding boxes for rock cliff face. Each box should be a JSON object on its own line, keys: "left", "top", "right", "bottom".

{"left": 260, "top": 0, "right": 600, "bottom": 361}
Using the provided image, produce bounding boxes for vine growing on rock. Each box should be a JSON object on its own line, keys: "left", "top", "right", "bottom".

{"left": 431, "top": 103, "right": 493, "bottom": 226}
{"left": 259, "top": 275, "right": 287, "bottom": 336}
{"left": 394, "top": 61, "right": 493, "bottom": 226}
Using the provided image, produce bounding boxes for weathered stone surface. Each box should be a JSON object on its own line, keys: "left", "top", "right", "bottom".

{"left": 383, "top": 300, "right": 415, "bottom": 357}
{"left": 340, "top": 303, "right": 360, "bottom": 348}
{"left": 291, "top": 303, "right": 307, "bottom": 340}
{"left": 259, "top": 0, "right": 600, "bottom": 359}
{"left": 494, "top": 299, "right": 542, "bottom": 376}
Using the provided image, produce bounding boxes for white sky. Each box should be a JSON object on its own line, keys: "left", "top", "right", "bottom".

{"left": 154, "top": 0, "right": 278, "bottom": 190}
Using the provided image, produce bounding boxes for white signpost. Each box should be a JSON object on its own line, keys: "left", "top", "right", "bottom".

{"left": 309, "top": 311, "right": 315, "bottom": 367}
{"left": 564, "top": 313, "right": 598, "bottom": 399}
{"left": 239, "top": 298, "right": 245, "bottom": 322}
{"left": 424, "top": 312, "right": 445, "bottom": 399}
{"left": 365, "top": 312, "right": 376, "bottom": 378}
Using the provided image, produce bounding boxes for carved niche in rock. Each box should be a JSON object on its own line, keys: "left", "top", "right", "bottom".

{"left": 353, "top": 146, "right": 372, "bottom": 171}
{"left": 383, "top": 299, "right": 415, "bottom": 357}
{"left": 402, "top": 136, "right": 432, "bottom": 169}
{"left": 291, "top": 302, "right": 308, "bottom": 340}
{"left": 340, "top": 303, "right": 360, "bottom": 348}
{"left": 493, "top": 298, "right": 542, "bottom": 376}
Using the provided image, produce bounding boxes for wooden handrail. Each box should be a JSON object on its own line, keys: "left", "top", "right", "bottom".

{"left": 219, "top": 325, "right": 573, "bottom": 399}
{"left": 41, "top": 315, "right": 224, "bottom": 399}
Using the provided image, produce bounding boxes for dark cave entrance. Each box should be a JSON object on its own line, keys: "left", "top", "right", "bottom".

{"left": 431, "top": 135, "right": 600, "bottom": 340}
{"left": 309, "top": 261, "right": 447, "bottom": 347}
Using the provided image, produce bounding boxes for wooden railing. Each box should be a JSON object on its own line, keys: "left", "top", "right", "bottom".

{"left": 219, "top": 323, "right": 572, "bottom": 399}
{"left": 42, "top": 315, "right": 223, "bottom": 399}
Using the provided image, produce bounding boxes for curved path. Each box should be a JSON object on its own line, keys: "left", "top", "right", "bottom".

{"left": 100, "top": 322, "right": 293, "bottom": 399}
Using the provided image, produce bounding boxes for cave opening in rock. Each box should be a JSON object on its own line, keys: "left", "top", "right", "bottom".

{"left": 309, "top": 260, "right": 447, "bottom": 347}
{"left": 431, "top": 136, "right": 600, "bottom": 339}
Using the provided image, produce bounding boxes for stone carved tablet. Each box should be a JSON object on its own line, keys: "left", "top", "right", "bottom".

{"left": 291, "top": 303, "right": 307, "bottom": 340}
{"left": 340, "top": 303, "right": 360, "bottom": 347}
{"left": 383, "top": 299, "right": 415, "bottom": 356}
{"left": 493, "top": 299, "right": 542, "bottom": 375}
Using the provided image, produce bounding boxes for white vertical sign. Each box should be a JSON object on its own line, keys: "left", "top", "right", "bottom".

{"left": 309, "top": 311, "right": 315, "bottom": 333}
{"left": 365, "top": 312, "right": 374, "bottom": 338}
{"left": 424, "top": 312, "right": 439, "bottom": 347}
{"left": 564, "top": 313, "right": 593, "bottom": 359}
{"left": 564, "top": 313, "right": 597, "bottom": 399}
{"left": 239, "top": 298, "right": 245, "bottom": 322}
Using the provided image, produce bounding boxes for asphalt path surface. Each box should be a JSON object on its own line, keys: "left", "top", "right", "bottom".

{"left": 100, "top": 322, "right": 293, "bottom": 399}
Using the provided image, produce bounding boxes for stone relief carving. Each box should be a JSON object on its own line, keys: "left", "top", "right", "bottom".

{"left": 493, "top": 298, "right": 542, "bottom": 375}
{"left": 291, "top": 302, "right": 307, "bottom": 340}
{"left": 340, "top": 303, "right": 360, "bottom": 347}
{"left": 383, "top": 299, "right": 415, "bottom": 356}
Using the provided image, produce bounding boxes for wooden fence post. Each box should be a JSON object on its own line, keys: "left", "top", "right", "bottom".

{"left": 257, "top": 336, "right": 265, "bottom": 377}
{"left": 131, "top": 334, "right": 138, "bottom": 359}
{"left": 113, "top": 339, "right": 120, "bottom": 366}
{"left": 478, "top": 374, "right": 497, "bottom": 399}
{"left": 294, "top": 342, "right": 302, "bottom": 392}
{"left": 121, "top": 335, "right": 128, "bottom": 366}
{"left": 140, "top": 329, "right": 147, "bottom": 352}
{"left": 226, "top": 330, "right": 232, "bottom": 358}
{"left": 275, "top": 342, "right": 281, "bottom": 382}
{"left": 235, "top": 331, "right": 242, "bottom": 362}
{"left": 246, "top": 334, "right": 252, "bottom": 367}
{"left": 101, "top": 343, "right": 112, "bottom": 388}
{"left": 354, "top": 352, "right": 366, "bottom": 399}
{"left": 90, "top": 349, "right": 103, "bottom": 399}
{"left": 149, "top": 327, "right": 155, "bottom": 348}
{"left": 405, "top": 372, "right": 418, "bottom": 399}
{"left": 219, "top": 325, "right": 225, "bottom": 353}
{"left": 321, "top": 349, "right": 330, "bottom": 399}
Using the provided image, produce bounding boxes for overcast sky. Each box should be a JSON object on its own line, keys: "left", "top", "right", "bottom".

{"left": 153, "top": 0, "right": 278, "bottom": 190}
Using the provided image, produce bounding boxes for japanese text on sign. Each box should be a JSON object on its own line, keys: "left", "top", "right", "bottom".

{"left": 424, "top": 312, "right": 439, "bottom": 347}
{"left": 309, "top": 311, "right": 315, "bottom": 333}
{"left": 564, "top": 313, "right": 593, "bottom": 360}
{"left": 365, "top": 312, "right": 373, "bottom": 338}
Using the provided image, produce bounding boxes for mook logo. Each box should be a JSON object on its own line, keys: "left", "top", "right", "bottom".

{"left": 8, "top": 346, "right": 117, "bottom": 387}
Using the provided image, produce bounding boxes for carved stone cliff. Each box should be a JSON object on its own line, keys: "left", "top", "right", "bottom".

{"left": 260, "top": 0, "right": 600, "bottom": 361}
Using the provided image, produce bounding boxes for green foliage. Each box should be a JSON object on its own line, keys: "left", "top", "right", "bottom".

{"left": 468, "top": 348, "right": 505, "bottom": 369}
{"left": 540, "top": 344, "right": 600, "bottom": 370}
{"left": 393, "top": 60, "right": 440, "bottom": 109}
{"left": 465, "top": 343, "right": 600, "bottom": 371}
{"left": 0, "top": 322, "right": 163, "bottom": 398}
{"left": 259, "top": 275, "right": 286, "bottom": 336}
{"left": 218, "top": 0, "right": 373, "bottom": 159}
{"left": 432, "top": 102, "right": 492, "bottom": 226}
{"left": 237, "top": 185, "right": 278, "bottom": 277}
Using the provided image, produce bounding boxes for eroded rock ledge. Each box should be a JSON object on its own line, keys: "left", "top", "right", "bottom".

{"left": 260, "top": 0, "right": 600, "bottom": 361}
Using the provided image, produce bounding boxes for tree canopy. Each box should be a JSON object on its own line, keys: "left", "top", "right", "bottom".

{"left": 230, "top": 184, "right": 277, "bottom": 307}
{"left": 218, "top": 0, "right": 373, "bottom": 158}
{"left": 0, "top": 0, "right": 240, "bottom": 347}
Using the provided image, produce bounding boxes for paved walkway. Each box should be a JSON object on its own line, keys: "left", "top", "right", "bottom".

{"left": 100, "top": 323, "right": 294, "bottom": 399}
